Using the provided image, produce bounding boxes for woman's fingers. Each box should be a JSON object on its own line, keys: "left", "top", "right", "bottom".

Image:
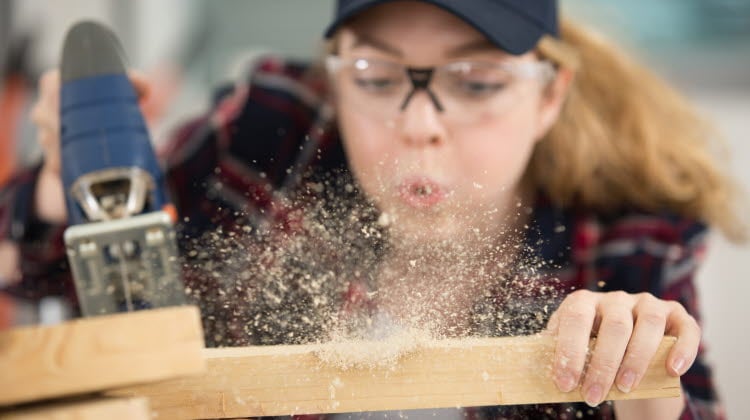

{"left": 541, "top": 308, "right": 559, "bottom": 336}
{"left": 553, "top": 290, "right": 598, "bottom": 393}
{"left": 0, "top": 241, "right": 21, "bottom": 287}
{"left": 580, "top": 292, "right": 633, "bottom": 406}
{"left": 127, "top": 70, "right": 151, "bottom": 103}
{"left": 31, "top": 70, "right": 60, "bottom": 130}
{"left": 615, "top": 294, "right": 666, "bottom": 393}
{"left": 32, "top": 70, "right": 62, "bottom": 173}
{"left": 30, "top": 69, "right": 151, "bottom": 174}
{"left": 665, "top": 301, "right": 701, "bottom": 376}
{"left": 549, "top": 290, "right": 700, "bottom": 407}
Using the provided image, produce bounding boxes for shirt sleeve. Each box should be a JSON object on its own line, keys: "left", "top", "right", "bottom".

{"left": 660, "top": 223, "right": 723, "bottom": 420}
{"left": 157, "top": 55, "right": 334, "bottom": 346}
{"left": 1, "top": 55, "right": 331, "bottom": 343}
{"left": 593, "top": 215, "right": 724, "bottom": 420}
{"left": 0, "top": 165, "right": 74, "bottom": 302}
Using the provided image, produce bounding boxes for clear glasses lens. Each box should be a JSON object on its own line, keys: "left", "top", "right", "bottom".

{"left": 327, "top": 56, "right": 554, "bottom": 126}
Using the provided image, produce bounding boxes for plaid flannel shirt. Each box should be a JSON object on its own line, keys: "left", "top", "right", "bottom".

{"left": 0, "top": 55, "right": 723, "bottom": 419}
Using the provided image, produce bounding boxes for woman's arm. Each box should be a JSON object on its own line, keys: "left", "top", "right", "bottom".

{"left": 546, "top": 215, "right": 722, "bottom": 419}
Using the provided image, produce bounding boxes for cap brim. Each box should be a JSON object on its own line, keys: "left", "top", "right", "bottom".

{"left": 323, "top": 0, "right": 546, "bottom": 55}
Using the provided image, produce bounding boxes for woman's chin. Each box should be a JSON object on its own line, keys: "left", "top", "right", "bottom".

{"left": 387, "top": 213, "right": 467, "bottom": 246}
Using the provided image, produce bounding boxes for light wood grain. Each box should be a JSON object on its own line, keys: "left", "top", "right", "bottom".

{"left": 0, "top": 397, "right": 150, "bottom": 420}
{"left": 0, "top": 306, "right": 206, "bottom": 406}
{"left": 111, "top": 335, "right": 680, "bottom": 419}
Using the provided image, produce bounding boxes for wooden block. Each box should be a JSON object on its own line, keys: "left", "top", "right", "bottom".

{"left": 0, "top": 397, "right": 150, "bottom": 420}
{"left": 110, "top": 335, "right": 680, "bottom": 419}
{"left": 0, "top": 306, "right": 206, "bottom": 406}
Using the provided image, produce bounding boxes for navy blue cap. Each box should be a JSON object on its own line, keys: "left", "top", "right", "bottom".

{"left": 324, "top": 0, "right": 558, "bottom": 55}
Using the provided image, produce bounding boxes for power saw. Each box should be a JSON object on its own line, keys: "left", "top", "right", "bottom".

{"left": 59, "top": 21, "right": 185, "bottom": 316}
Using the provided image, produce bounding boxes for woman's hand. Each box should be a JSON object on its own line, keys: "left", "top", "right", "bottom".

{"left": 0, "top": 241, "right": 20, "bottom": 287}
{"left": 544, "top": 290, "right": 701, "bottom": 407}
{"left": 29, "top": 69, "right": 151, "bottom": 224}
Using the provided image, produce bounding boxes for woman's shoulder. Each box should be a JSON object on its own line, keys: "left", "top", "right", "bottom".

{"left": 570, "top": 205, "right": 709, "bottom": 293}
{"left": 164, "top": 53, "right": 343, "bottom": 185}
{"left": 531, "top": 192, "right": 709, "bottom": 270}
{"left": 533, "top": 194, "right": 710, "bottom": 293}
{"left": 578, "top": 207, "right": 708, "bottom": 252}
{"left": 218, "top": 53, "right": 329, "bottom": 107}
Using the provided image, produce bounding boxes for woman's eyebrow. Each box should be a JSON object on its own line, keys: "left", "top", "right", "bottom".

{"left": 351, "top": 33, "right": 403, "bottom": 57}
{"left": 445, "top": 39, "right": 502, "bottom": 58}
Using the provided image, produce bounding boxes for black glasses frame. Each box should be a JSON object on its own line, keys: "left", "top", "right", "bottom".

{"left": 401, "top": 68, "right": 445, "bottom": 112}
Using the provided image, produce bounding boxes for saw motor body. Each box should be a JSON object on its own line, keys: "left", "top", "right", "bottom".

{"left": 60, "top": 21, "right": 185, "bottom": 316}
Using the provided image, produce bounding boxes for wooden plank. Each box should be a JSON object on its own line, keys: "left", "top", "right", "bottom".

{"left": 111, "top": 335, "right": 680, "bottom": 419}
{"left": 0, "top": 397, "right": 150, "bottom": 420}
{"left": 0, "top": 306, "right": 206, "bottom": 406}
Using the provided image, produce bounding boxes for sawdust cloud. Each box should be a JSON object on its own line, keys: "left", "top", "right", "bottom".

{"left": 178, "top": 169, "right": 564, "bottom": 367}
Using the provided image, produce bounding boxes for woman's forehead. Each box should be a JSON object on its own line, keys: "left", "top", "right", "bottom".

{"left": 347, "top": 30, "right": 504, "bottom": 57}
{"left": 337, "top": 32, "right": 519, "bottom": 64}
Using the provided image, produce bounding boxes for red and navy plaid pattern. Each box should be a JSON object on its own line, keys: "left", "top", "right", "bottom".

{"left": 0, "top": 55, "right": 723, "bottom": 419}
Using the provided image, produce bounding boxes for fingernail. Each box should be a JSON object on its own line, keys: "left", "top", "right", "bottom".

{"left": 617, "top": 370, "right": 636, "bottom": 393}
{"left": 584, "top": 384, "right": 603, "bottom": 407}
{"left": 672, "top": 357, "right": 686, "bottom": 375}
{"left": 555, "top": 371, "right": 577, "bottom": 393}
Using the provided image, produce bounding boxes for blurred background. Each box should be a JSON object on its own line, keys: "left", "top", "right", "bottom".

{"left": 1, "top": 0, "right": 748, "bottom": 416}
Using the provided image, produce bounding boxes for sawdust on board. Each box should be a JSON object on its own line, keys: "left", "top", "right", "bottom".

{"left": 314, "top": 326, "right": 436, "bottom": 370}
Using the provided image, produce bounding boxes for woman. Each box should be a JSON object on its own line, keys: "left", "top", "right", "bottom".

{"left": 2, "top": 0, "right": 744, "bottom": 418}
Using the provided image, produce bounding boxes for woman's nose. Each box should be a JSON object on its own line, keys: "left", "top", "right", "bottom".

{"left": 400, "top": 91, "right": 447, "bottom": 147}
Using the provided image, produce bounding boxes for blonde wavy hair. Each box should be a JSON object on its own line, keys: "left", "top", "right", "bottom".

{"left": 530, "top": 20, "right": 747, "bottom": 242}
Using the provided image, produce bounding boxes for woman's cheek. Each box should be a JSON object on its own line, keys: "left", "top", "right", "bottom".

{"left": 456, "top": 124, "right": 538, "bottom": 196}
{"left": 338, "top": 113, "right": 396, "bottom": 201}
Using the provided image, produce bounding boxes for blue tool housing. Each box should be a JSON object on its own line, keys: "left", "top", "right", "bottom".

{"left": 60, "top": 74, "right": 168, "bottom": 225}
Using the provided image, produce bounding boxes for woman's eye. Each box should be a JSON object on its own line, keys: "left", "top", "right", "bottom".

{"left": 354, "top": 77, "right": 400, "bottom": 92}
{"left": 457, "top": 81, "right": 506, "bottom": 97}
